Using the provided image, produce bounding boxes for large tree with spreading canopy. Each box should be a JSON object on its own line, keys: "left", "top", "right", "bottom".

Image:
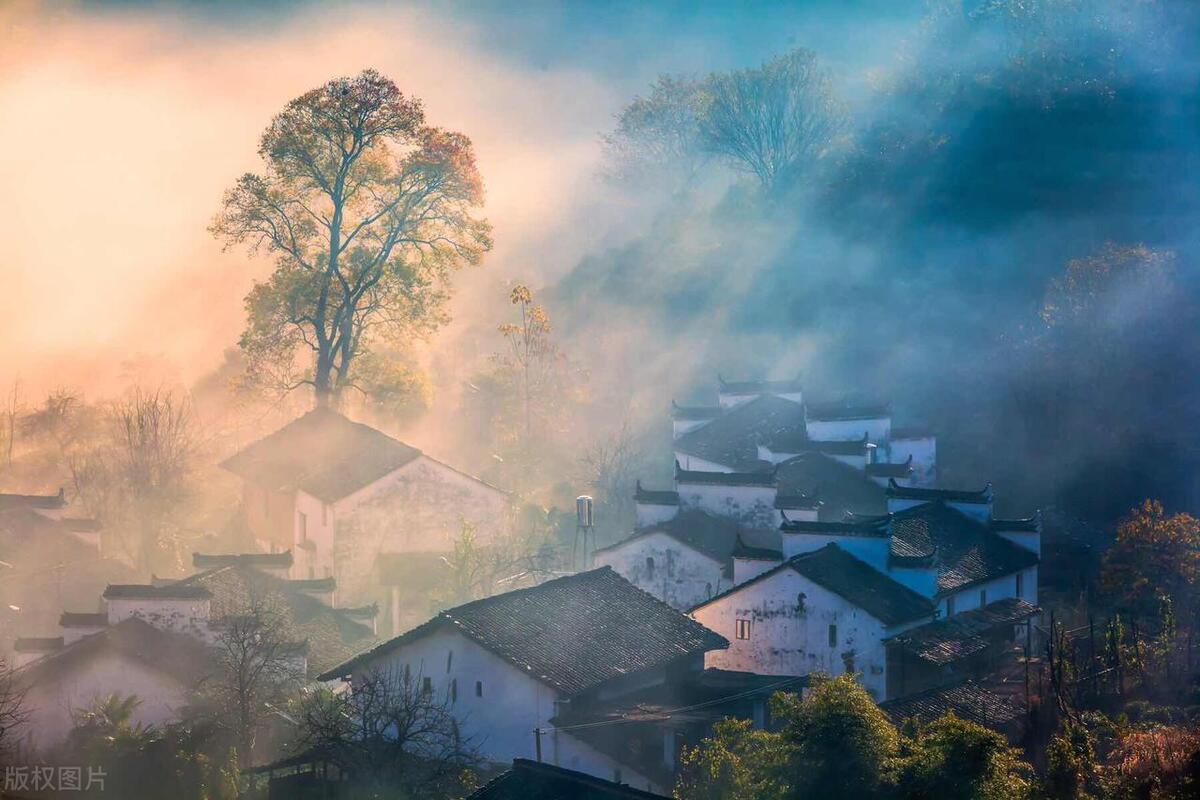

{"left": 212, "top": 69, "right": 492, "bottom": 407}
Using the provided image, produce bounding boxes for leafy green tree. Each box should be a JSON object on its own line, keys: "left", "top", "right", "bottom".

{"left": 773, "top": 673, "right": 899, "bottom": 799}
{"left": 212, "top": 69, "right": 492, "bottom": 407}
{"left": 675, "top": 717, "right": 788, "bottom": 800}
{"left": 894, "top": 714, "right": 1032, "bottom": 800}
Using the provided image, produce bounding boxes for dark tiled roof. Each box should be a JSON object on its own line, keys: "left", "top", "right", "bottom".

{"left": 990, "top": 515, "right": 1041, "bottom": 533}
{"left": 693, "top": 544, "right": 934, "bottom": 626}
{"left": 0, "top": 489, "right": 65, "bottom": 511}
{"left": 774, "top": 493, "right": 821, "bottom": 510}
{"left": 886, "top": 479, "right": 992, "bottom": 504}
{"left": 14, "top": 637, "right": 63, "bottom": 653}
{"left": 468, "top": 759, "right": 670, "bottom": 800}
{"left": 671, "top": 401, "right": 722, "bottom": 421}
{"left": 59, "top": 612, "right": 107, "bottom": 627}
{"left": 597, "top": 510, "right": 780, "bottom": 578}
{"left": 731, "top": 534, "right": 783, "bottom": 561}
{"left": 177, "top": 564, "right": 375, "bottom": 677}
{"left": 763, "top": 431, "right": 871, "bottom": 456}
{"left": 805, "top": 401, "right": 890, "bottom": 421}
{"left": 633, "top": 480, "right": 679, "bottom": 506}
{"left": 886, "top": 598, "right": 1039, "bottom": 665}
{"left": 780, "top": 517, "right": 890, "bottom": 537}
{"left": 880, "top": 681, "right": 1023, "bottom": 730}
{"left": 674, "top": 463, "right": 776, "bottom": 488}
{"left": 287, "top": 577, "right": 336, "bottom": 592}
{"left": 103, "top": 584, "right": 212, "bottom": 600}
{"left": 865, "top": 456, "right": 914, "bottom": 479}
{"left": 888, "top": 504, "right": 1040, "bottom": 595}
{"left": 193, "top": 551, "right": 294, "bottom": 570}
{"left": 674, "top": 394, "right": 805, "bottom": 470}
{"left": 220, "top": 409, "right": 422, "bottom": 502}
{"left": 890, "top": 426, "right": 934, "bottom": 440}
{"left": 775, "top": 453, "right": 886, "bottom": 521}
{"left": 718, "top": 376, "right": 803, "bottom": 395}
{"left": 320, "top": 567, "right": 728, "bottom": 693}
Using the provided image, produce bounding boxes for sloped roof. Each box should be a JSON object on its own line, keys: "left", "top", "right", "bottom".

{"left": 888, "top": 504, "right": 1040, "bottom": 595}
{"left": 775, "top": 452, "right": 886, "bottom": 521}
{"left": 633, "top": 481, "right": 679, "bottom": 506}
{"left": 886, "top": 479, "right": 992, "bottom": 505}
{"left": 103, "top": 584, "right": 212, "bottom": 600}
{"left": 674, "top": 394, "right": 805, "bottom": 470}
{"left": 805, "top": 401, "right": 891, "bottom": 422}
{"left": 865, "top": 457, "right": 914, "bottom": 479}
{"left": 718, "top": 376, "right": 803, "bottom": 395}
{"left": 693, "top": 544, "right": 934, "bottom": 626}
{"left": 193, "top": 551, "right": 294, "bottom": 570}
{"left": 59, "top": 612, "right": 107, "bottom": 627}
{"left": 468, "top": 759, "right": 669, "bottom": 800}
{"left": 596, "top": 509, "right": 781, "bottom": 577}
{"left": 674, "top": 464, "right": 776, "bottom": 488}
{"left": 175, "top": 563, "right": 375, "bottom": 677}
{"left": 220, "top": 409, "right": 422, "bottom": 502}
{"left": 885, "top": 598, "right": 1039, "bottom": 665}
{"left": 880, "top": 681, "right": 1023, "bottom": 730}
{"left": 320, "top": 567, "right": 728, "bottom": 694}
{"left": 764, "top": 432, "right": 872, "bottom": 456}
{"left": 0, "top": 489, "right": 65, "bottom": 511}
{"left": 16, "top": 618, "right": 213, "bottom": 688}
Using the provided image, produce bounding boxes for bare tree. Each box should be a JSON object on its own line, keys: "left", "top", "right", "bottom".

{"left": 295, "top": 666, "right": 476, "bottom": 796}
{"left": 576, "top": 420, "right": 646, "bottom": 542}
{"left": 603, "top": 74, "right": 710, "bottom": 186}
{"left": 110, "top": 389, "right": 197, "bottom": 571}
{"left": 206, "top": 591, "right": 305, "bottom": 766}
{"left": 2, "top": 380, "right": 21, "bottom": 471}
{"left": 700, "top": 48, "right": 846, "bottom": 191}
{"left": 211, "top": 69, "right": 492, "bottom": 408}
{"left": 0, "top": 656, "right": 28, "bottom": 767}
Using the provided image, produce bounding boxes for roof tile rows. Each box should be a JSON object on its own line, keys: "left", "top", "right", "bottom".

{"left": 886, "top": 598, "right": 1039, "bottom": 665}
{"left": 321, "top": 567, "right": 728, "bottom": 694}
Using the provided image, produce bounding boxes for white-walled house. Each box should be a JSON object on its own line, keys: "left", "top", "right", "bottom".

{"left": 318, "top": 567, "right": 728, "bottom": 794}
{"left": 221, "top": 409, "right": 510, "bottom": 620}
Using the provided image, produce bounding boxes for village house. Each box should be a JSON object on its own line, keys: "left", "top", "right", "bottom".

{"left": 11, "top": 550, "right": 376, "bottom": 753}
{"left": 467, "top": 759, "right": 671, "bottom": 800}
{"left": 317, "top": 567, "right": 729, "bottom": 794}
{"left": 221, "top": 408, "right": 510, "bottom": 632}
{"left": 0, "top": 489, "right": 132, "bottom": 645}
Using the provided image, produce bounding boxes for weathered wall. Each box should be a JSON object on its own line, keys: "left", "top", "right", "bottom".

{"left": 887, "top": 436, "right": 937, "bottom": 486}
{"left": 692, "top": 568, "right": 894, "bottom": 699}
{"left": 806, "top": 417, "right": 891, "bottom": 444}
{"left": 21, "top": 651, "right": 190, "bottom": 753}
{"left": 593, "top": 531, "right": 726, "bottom": 610}
{"left": 105, "top": 598, "right": 210, "bottom": 634}
{"left": 332, "top": 456, "right": 510, "bottom": 605}
{"left": 349, "top": 627, "right": 663, "bottom": 793}
{"left": 677, "top": 483, "right": 776, "bottom": 529}
{"left": 940, "top": 566, "right": 1038, "bottom": 617}
{"left": 635, "top": 500, "right": 679, "bottom": 529}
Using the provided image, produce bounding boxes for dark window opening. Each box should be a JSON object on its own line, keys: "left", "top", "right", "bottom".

{"left": 447, "top": 650, "right": 453, "bottom": 673}
{"left": 828, "top": 624, "right": 837, "bottom": 648}
{"left": 645, "top": 557, "right": 655, "bottom": 580}
{"left": 475, "top": 680, "right": 483, "bottom": 698}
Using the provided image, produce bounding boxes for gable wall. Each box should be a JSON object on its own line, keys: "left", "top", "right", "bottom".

{"left": 677, "top": 483, "right": 776, "bottom": 529}
{"left": 21, "top": 650, "right": 191, "bottom": 754}
{"left": 806, "top": 417, "right": 891, "bottom": 444}
{"left": 887, "top": 436, "right": 937, "bottom": 486}
{"left": 593, "top": 531, "right": 726, "bottom": 610}
{"left": 691, "top": 569, "right": 893, "bottom": 699}
{"left": 349, "top": 628, "right": 660, "bottom": 791}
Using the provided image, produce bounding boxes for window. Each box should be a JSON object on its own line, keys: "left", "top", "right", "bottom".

{"left": 735, "top": 619, "right": 751, "bottom": 640}
{"left": 297, "top": 511, "right": 308, "bottom": 542}
{"left": 979, "top": 589, "right": 987, "bottom": 607}
{"left": 645, "top": 557, "right": 655, "bottom": 580}
{"left": 450, "top": 678, "right": 457, "bottom": 703}
{"left": 446, "top": 650, "right": 453, "bottom": 673}
{"left": 1016, "top": 572, "right": 1024, "bottom": 599}
{"left": 421, "top": 677, "right": 432, "bottom": 695}
{"left": 946, "top": 596, "right": 956, "bottom": 617}
{"left": 797, "top": 592, "right": 807, "bottom": 614}
{"left": 475, "top": 680, "right": 483, "bottom": 698}
{"left": 705, "top": 582, "right": 713, "bottom": 598}
{"left": 828, "top": 624, "right": 837, "bottom": 648}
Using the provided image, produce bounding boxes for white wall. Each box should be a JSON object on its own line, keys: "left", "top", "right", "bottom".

{"left": 677, "top": 483, "right": 776, "bottom": 528}
{"left": 941, "top": 566, "right": 1038, "bottom": 617}
{"left": 672, "top": 452, "right": 735, "bottom": 473}
{"left": 888, "top": 436, "right": 937, "bottom": 486}
{"left": 732, "top": 557, "right": 781, "bottom": 585}
{"left": 106, "top": 598, "right": 210, "bottom": 635}
{"left": 780, "top": 532, "right": 891, "bottom": 575}
{"left": 806, "top": 417, "right": 891, "bottom": 444}
{"left": 995, "top": 529, "right": 1040, "bottom": 556}
{"left": 593, "top": 532, "right": 726, "bottom": 610}
{"left": 20, "top": 651, "right": 191, "bottom": 753}
{"left": 332, "top": 456, "right": 510, "bottom": 605}
{"left": 691, "top": 568, "right": 894, "bottom": 699}
{"left": 349, "top": 628, "right": 662, "bottom": 792}
{"left": 293, "top": 490, "right": 337, "bottom": 579}
{"left": 635, "top": 501, "right": 679, "bottom": 529}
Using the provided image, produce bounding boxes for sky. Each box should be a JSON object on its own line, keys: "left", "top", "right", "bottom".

{"left": 0, "top": 0, "right": 924, "bottom": 396}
